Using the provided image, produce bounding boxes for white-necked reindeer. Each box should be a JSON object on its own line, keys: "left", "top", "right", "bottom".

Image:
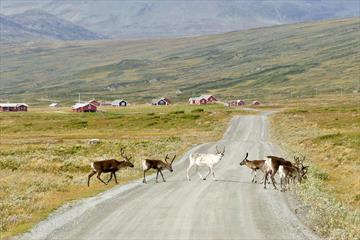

{"left": 186, "top": 145, "right": 225, "bottom": 181}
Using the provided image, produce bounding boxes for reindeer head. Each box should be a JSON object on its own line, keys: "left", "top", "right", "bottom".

{"left": 216, "top": 145, "right": 225, "bottom": 157}
{"left": 239, "top": 152, "right": 249, "bottom": 165}
{"left": 164, "top": 154, "right": 176, "bottom": 172}
{"left": 294, "top": 153, "right": 308, "bottom": 180}
{"left": 120, "top": 148, "right": 134, "bottom": 168}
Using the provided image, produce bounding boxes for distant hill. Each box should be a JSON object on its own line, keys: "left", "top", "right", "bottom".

{"left": 0, "top": 17, "right": 359, "bottom": 103}
{"left": 0, "top": 9, "right": 105, "bottom": 41}
{"left": 0, "top": 0, "right": 359, "bottom": 39}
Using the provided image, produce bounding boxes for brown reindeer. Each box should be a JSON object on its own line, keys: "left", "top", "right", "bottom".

{"left": 142, "top": 154, "right": 176, "bottom": 183}
{"left": 87, "top": 148, "right": 134, "bottom": 187}
{"left": 239, "top": 153, "right": 267, "bottom": 183}
{"left": 263, "top": 155, "right": 293, "bottom": 190}
{"left": 279, "top": 163, "right": 309, "bottom": 192}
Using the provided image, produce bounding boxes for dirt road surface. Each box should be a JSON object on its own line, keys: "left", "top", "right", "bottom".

{"left": 18, "top": 113, "right": 319, "bottom": 240}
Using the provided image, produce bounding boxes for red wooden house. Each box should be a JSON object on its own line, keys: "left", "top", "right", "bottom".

{"left": 200, "top": 95, "right": 217, "bottom": 103}
{"left": 72, "top": 103, "right": 97, "bottom": 112}
{"left": 189, "top": 97, "right": 207, "bottom": 105}
{"left": 189, "top": 94, "right": 217, "bottom": 105}
{"left": 252, "top": 100, "right": 261, "bottom": 106}
{"left": 0, "top": 103, "right": 28, "bottom": 112}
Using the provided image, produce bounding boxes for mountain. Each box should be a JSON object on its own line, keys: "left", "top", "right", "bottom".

{"left": 0, "top": 17, "right": 359, "bottom": 103}
{"left": 0, "top": 9, "right": 105, "bottom": 41}
{"left": 0, "top": 0, "right": 359, "bottom": 39}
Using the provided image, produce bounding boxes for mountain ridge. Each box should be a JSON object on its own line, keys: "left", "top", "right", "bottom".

{"left": 0, "top": 9, "right": 105, "bottom": 41}
{"left": 1, "top": 0, "right": 359, "bottom": 39}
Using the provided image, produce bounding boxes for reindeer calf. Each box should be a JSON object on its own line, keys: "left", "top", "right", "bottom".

{"left": 142, "top": 154, "right": 176, "bottom": 183}
{"left": 239, "top": 153, "right": 267, "bottom": 183}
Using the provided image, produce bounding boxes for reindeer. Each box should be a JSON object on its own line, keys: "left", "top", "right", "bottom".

{"left": 87, "top": 148, "right": 134, "bottom": 187}
{"left": 186, "top": 145, "right": 225, "bottom": 181}
{"left": 239, "top": 153, "right": 267, "bottom": 183}
{"left": 142, "top": 154, "right": 176, "bottom": 183}
{"left": 263, "top": 155, "right": 293, "bottom": 190}
{"left": 264, "top": 154, "right": 309, "bottom": 190}
{"left": 278, "top": 163, "right": 309, "bottom": 192}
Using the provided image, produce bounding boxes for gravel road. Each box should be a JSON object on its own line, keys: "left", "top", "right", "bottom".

{"left": 18, "top": 113, "right": 319, "bottom": 240}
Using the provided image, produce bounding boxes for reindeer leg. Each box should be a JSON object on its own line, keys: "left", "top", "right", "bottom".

{"left": 159, "top": 170, "right": 166, "bottom": 182}
{"left": 143, "top": 170, "right": 148, "bottom": 184}
{"left": 87, "top": 171, "right": 96, "bottom": 187}
{"left": 96, "top": 172, "right": 107, "bottom": 185}
{"left": 254, "top": 170, "right": 258, "bottom": 183}
{"left": 271, "top": 173, "right": 277, "bottom": 190}
{"left": 196, "top": 165, "right": 204, "bottom": 180}
{"left": 106, "top": 172, "right": 113, "bottom": 184}
{"left": 113, "top": 172, "right": 118, "bottom": 184}
{"left": 203, "top": 167, "right": 211, "bottom": 180}
{"left": 211, "top": 167, "right": 216, "bottom": 181}
{"left": 155, "top": 170, "right": 159, "bottom": 183}
{"left": 264, "top": 172, "right": 269, "bottom": 189}
{"left": 186, "top": 163, "right": 193, "bottom": 181}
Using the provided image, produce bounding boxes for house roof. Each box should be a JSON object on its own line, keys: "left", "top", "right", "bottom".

{"left": 152, "top": 97, "right": 169, "bottom": 103}
{"left": 0, "top": 103, "right": 28, "bottom": 107}
{"left": 72, "top": 102, "right": 96, "bottom": 109}
{"left": 49, "top": 103, "right": 59, "bottom": 107}
{"left": 111, "top": 99, "right": 127, "bottom": 105}
{"left": 200, "top": 95, "right": 215, "bottom": 99}
{"left": 189, "top": 97, "right": 207, "bottom": 101}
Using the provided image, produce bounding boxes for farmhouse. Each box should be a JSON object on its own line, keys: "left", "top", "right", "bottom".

{"left": 189, "top": 97, "right": 207, "bottom": 105}
{"left": 252, "top": 100, "right": 261, "bottom": 105}
{"left": 72, "top": 103, "right": 97, "bottom": 112}
{"left": 228, "top": 100, "right": 245, "bottom": 107}
{"left": 189, "top": 94, "right": 217, "bottom": 105}
{"left": 111, "top": 99, "right": 128, "bottom": 107}
{"left": 200, "top": 95, "right": 217, "bottom": 103}
{"left": 152, "top": 98, "right": 170, "bottom": 105}
{"left": 0, "top": 103, "right": 28, "bottom": 112}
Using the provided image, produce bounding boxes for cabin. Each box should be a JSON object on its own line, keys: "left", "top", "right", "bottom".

{"left": 88, "top": 99, "right": 100, "bottom": 107}
{"left": 72, "top": 103, "right": 97, "bottom": 112}
{"left": 49, "top": 103, "right": 60, "bottom": 108}
{"left": 0, "top": 103, "right": 28, "bottom": 112}
{"left": 189, "top": 97, "right": 207, "bottom": 105}
{"left": 111, "top": 99, "right": 128, "bottom": 107}
{"left": 152, "top": 98, "right": 170, "bottom": 106}
{"left": 252, "top": 100, "right": 260, "bottom": 106}
{"left": 228, "top": 100, "right": 245, "bottom": 107}
{"left": 200, "top": 95, "right": 217, "bottom": 103}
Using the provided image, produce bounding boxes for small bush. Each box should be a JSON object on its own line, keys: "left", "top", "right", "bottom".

{"left": 170, "top": 110, "right": 185, "bottom": 114}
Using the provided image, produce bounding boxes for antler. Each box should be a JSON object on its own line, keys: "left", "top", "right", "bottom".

{"left": 244, "top": 152, "right": 249, "bottom": 160}
{"left": 164, "top": 154, "right": 169, "bottom": 163}
{"left": 216, "top": 145, "right": 225, "bottom": 155}
{"left": 170, "top": 154, "right": 176, "bottom": 165}
{"left": 120, "top": 148, "right": 132, "bottom": 161}
{"left": 293, "top": 152, "right": 306, "bottom": 167}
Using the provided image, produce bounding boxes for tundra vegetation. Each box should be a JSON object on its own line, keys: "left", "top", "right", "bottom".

{"left": 271, "top": 95, "right": 360, "bottom": 240}
{"left": 0, "top": 104, "right": 247, "bottom": 238}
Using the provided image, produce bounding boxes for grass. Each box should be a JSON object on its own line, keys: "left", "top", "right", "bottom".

{"left": 0, "top": 17, "right": 359, "bottom": 104}
{"left": 270, "top": 95, "right": 360, "bottom": 240}
{"left": 0, "top": 104, "right": 249, "bottom": 238}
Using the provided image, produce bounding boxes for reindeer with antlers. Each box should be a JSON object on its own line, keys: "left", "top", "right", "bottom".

{"left": 142, "top": 154, "right": 176, "bottom": 183}
{"left": 186, "top": 145, "right": 225, "bottom": 181}
{"left": 278, "top": 154, "right": 309, "bottom": 191}
{"left": 239, "top": 153, "right": 268, "bottom": 183}
{"left": 87, "top": 148, "right": 134, "bottom": 186}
